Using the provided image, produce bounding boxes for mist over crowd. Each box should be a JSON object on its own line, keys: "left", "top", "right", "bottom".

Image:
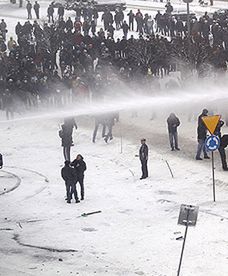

{"left": 0, "top": 1, "right": 228, "bottom": 119}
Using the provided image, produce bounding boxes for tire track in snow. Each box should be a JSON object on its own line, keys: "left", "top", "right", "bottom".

{"left": 0, "top": 170, "right": 21, "bottom": 195}
{"left": 4, "top": 166, "right": 49, "bottom": 199}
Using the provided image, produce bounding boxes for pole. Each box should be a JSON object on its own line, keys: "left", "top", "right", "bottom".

{"left": 186, "top": 1, "right": 191, "bottom": 60}
{"left": 177, "top": 209, "right": 190, "bottom": 276}
{"left": 212, "top": 151, "right": 216, "bottom": 202}
{"left": 186, "top": 2, "right": 190, "bottom": 40}
{"left": 120, "top": 125, "right": 123, "bottom": 154}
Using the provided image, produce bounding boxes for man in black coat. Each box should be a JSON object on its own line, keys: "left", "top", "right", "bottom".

{"left": 127, "top": 10, "right": 135, "bottom": 31}
{"left": 92, "top": 114, "right": 106, "bottom": 143}
{"left": 26, "top": 1, "right": 32, "bottom": 19}
{"left": 218, "top": 135, "right": 228, "bottom": 171}
{"left": 59, "top": 117, "right": 77, "bottom": 161}
{"left": 139, "top": 138, "right": 148, "bottom": 179}
{"left": 167, "top": 113, "right": 180, "bottom": 151}
{"left": 33, "top": 1, "right": 40, "bottom": 20}
{"left": 58, "top": 5, "right": 64, "bottom": 20}
{"left": 71, "top": 154, "right": 87, "bottom": 200}
{"left": 47, "top": 4, "right": 54, "bottom": 23}
{"left": 61, "top": 160, "right": 79, "bottom": 203}
{"left": 0, "top": 153, "right": 3, "bottom": 169}
{"left": 196, "top": 109, "right": 210, "bottom": 160}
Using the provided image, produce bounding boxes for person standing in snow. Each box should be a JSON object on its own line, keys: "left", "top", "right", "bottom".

{"left": 47, "top": 3, "right": 54, "bottom": 23}
{"left": 196, "top": 109, "right": 210, "bottom": 160}
{"left": 139, "top": 138, "right": 149, "bottom": 180}
{"left": 26, "top": 1, "right": 32, "bottom": 19}
{"left": 167, "top": 113, "right": 180, "bottom": 151}
{"left": 122, "top": 20, "right": 129, "bottom": 39}
{"left": 59, "top": 117, "right": 77, "bottom": 161}
{"left": 33, "top": 1, "right": 40, "bottom": 20}
{"left": 218, "top": 134, "right": 228, "bottom": 171}
{"left": 61, "top": 160, "right": 79, "bottom": 204}
{"left": 71, "top": 154, "right": 87, "bottom": 200}
{"left": 0, "top": 153, "right": 3, "bottom": 169}
{"left": 92, "top": 115, "right": 106, "bottom": 143}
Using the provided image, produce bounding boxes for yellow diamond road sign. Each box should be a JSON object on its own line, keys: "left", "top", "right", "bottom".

{"left": 202, "top": 115, "right": 221, "bottom": 135}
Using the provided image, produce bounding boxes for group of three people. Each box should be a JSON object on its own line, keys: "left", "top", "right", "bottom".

{"left": 59, "top": 117, "right": 87, "bottom": 203}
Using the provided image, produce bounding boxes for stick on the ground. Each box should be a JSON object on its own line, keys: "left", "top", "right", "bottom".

{"left": 17, "top": 222, "right": 23, "bottom": 229}
{"left": 165, "top": 160, "right": 174, "bottom": 178}
{"left": 81, "top": 211, "right": 102, "bottom": 217}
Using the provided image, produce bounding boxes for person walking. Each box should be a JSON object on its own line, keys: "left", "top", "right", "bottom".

{"left": 167, "top": 113, "right": 180, "bottom": 151}
{"left": 196, "top": 109, "right": 210, "bottom": 160}
{"left": 139, "top": 138, "right": 148, "bottom": 179}
{"left": 92, "top": 115, "right": 106, "bottom": 143}
{"left": 71, "top": 154, "right": 87, "bottom": 200}
{"left": 33, "top": 1, "right": 40, "bottom": 20}
{"left": 61, "top": 160, "right": 79, "bottom": 204}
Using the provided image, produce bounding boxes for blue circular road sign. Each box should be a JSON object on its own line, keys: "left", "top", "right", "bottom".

{"left": 205, "top": 135, "right": 220, "bottom": 151}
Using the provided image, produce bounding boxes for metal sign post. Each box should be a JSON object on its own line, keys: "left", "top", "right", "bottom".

{"left": 205, "top": 135, "right": 220, "bottom": 202}
{"left": 177, "top": 204, "right": 199, "bottom": 276}
{"left": 211, "top": 151, "right": 215, "bottom": 202}
{"left": 202, "top": 115, "right": 221, "bottom": 202}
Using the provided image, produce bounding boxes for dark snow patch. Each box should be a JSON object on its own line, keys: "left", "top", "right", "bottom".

{"left": 13, "top": 234, "right": 78, "bottom": 253}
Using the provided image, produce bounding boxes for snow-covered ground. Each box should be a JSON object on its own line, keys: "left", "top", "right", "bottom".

{"left": 1, "top": 109, "right": 228, "bottom": 276}
{"left": 1, "top": 1, "right": 228, "bottom": 276}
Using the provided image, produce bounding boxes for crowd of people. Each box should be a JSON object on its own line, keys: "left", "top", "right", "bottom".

{"left": 0, "top": 2, "right": 228, "bottom": 118}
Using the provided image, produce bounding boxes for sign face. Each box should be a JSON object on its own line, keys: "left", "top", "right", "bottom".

{"left": 183, "top": 0, "right": 193, "bottom": 3}
{"left": 178, "top": 204, "right": 199, "bottom": 227}
{"left": 202, "top": 115, "right": 221, "bottom": 135}
{"left": 205, "top": 135, "right": 220, "bottom": 151}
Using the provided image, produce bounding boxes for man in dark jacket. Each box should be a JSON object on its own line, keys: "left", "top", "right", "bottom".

{"left": 61, "top": 160, "right": 79, "bottom": 203}
{"left": 59, "top": 117, "right": 77, "bottom": 161}
{"left": 71, "top": 154, "right": 87, "bottom": 200}
{"left": 0, "top": 153, "right": 3, "bottom": 169}
{"left": 26, "top": 1, "right": 32, "bottom": 19}
{"left": 92, "top": 114, "right": 106, "bottom": 143}
{"left": 127, "top": 10, "right": 135, "bottom": 31}
{"left": 165, "top": 2, "right": 173, "bottom": 14}
{"left": 58, "top": 4, "right": 64, "bottom": 20}
{"left": 122, "top": 21, "right": 129, "bottom": 39}
{"left": 167, "top": 113, "right": 180, "bottom": 151}
{"left": 139, "top": 138, "right": 148, "bottom": 179}
{"left": 196, "top": 109, "right": 210, "bottom": 160}
{"left": 33, "top": 1, "right": 40, "bottom": 19}
{"left": 218, "top": 135, "right": 228, "bottom": 171}
{"left": 47, "top": 4, "right": 54, "bottom": 23}
{"left": 104, "top": 113, "right": 116, "bottom": 143}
